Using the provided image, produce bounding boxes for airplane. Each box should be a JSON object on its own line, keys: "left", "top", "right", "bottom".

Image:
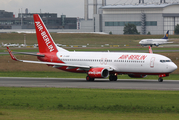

{"left": 139, "top": 30, "right": 173, "bottom": 47}
{"left": 2, "top": 42, "right": 8, "bottom": 47}
{"left": 2, "top": 42, "right": 19, "bottom": 47}
{"left": 7, "top": 14, "right": 177, "bottom": 82}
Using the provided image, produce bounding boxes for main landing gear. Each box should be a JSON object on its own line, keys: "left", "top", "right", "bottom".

{"left": 109, "top": 74, "right": 118, "bottom": 81}
{"left": 158, "top": 77, "right": 163, "bottom": 82}
{"left": 86, "top": 74, "right": 118, "bottom": 81}
{"left": 86, "top": 76, "right": 94, "bottom": 81}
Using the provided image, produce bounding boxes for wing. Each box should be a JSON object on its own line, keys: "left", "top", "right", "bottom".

{"left": 7, "top": 47, "right": 114, "bottom": 71}
{"left": 13, "top": 52, "right": 45, "bottom": 57}
{"left": 165, "top": 42, "right": 173, "bottom": 44}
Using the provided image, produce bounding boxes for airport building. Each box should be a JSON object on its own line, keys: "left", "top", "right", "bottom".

{"left": 91, "top": 0, "right": 179, "bottom": 35}
{"left": 0, "top": 10, "right": 14, "bottom": 29}
{"left": 1, "top": 0, "right": 179, "bottom": 35}
{"left": 0, "top": 9, "right": 77, "bottom": 29}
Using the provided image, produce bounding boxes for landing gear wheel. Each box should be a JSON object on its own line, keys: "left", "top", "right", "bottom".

{"left": 158, "top": 77, "right": 163, "bottom": 82}
{"left": 86, "top": 76, "right": 94, "bottom": 81}
{"left": 109, "top": 75, "right": 117, "bottom": 81}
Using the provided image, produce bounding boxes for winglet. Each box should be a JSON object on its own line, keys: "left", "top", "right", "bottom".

{"left": 149, "top": 46, "right": 153, "bottom": 54}
{"left": 7, "top": 47, "right": 18, "bottom": 61}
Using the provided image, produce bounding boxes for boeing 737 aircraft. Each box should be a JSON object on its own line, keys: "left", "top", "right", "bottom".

{"left": 7, "top": 14, "right": 177, "bottom": 82}
{"left": 139, "top": 30, "right": 173, "bottom": 47}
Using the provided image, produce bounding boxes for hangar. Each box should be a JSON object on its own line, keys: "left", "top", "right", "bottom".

{"left": 92, "top": 1, "right": 179, "bottom": 35}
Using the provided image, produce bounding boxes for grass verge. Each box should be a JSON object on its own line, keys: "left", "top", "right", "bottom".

{"left": 1, "top": 46, "right": 179, "bottom": 53}
{"left": 0, "top": 109, "right": 179, "bottom": 120}
{"left": 0, "top": 87, "right": 179, "bottom": 119}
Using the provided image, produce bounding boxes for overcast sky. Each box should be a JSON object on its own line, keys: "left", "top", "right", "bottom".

{"left": 0, "top": 0, "right": 174, "bottom": 18}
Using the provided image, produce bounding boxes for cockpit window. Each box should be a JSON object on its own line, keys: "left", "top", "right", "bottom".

{"left": 160, "top": 60, "right": 171, "bottom": 63}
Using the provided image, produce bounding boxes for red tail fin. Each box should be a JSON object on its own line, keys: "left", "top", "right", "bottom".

{"left": 33, "top": 14, "right": 58, "bottom": 53}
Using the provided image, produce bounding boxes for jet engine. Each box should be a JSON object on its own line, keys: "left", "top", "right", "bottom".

{"left": 128, "top": 74, "right": 147, "bottom": 78}
{"left": 88, "top": 68, "right": 109, "bottom": 78}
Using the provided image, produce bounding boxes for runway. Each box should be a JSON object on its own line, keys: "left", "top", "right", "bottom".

{"left": 0, "top": 77, "right": 179, "bottom": 90}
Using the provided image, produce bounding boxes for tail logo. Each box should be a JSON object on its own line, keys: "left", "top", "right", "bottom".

{"left": 166, "top": 34, "right": 168, "bottom": 38}
{"left": 35, "top": 21, "right": 55, "bottom": 52}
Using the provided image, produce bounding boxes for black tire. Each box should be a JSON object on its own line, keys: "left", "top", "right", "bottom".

{"left": 109, "top": 75, "right": 117, "bottom": 81}
{"left": 109, "top": 75, "right": 113, "bottom": 81}
{"left": 86, "top": 76, "right": 94, "bottom": 81}
{"left": 158, "top": 78, "right": 163, "bottom": 82}
{"left": 114, "top": 76, "right": 117, "bottom": 81}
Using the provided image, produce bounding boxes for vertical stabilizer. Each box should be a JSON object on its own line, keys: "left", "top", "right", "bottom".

{"left": 34, "top": 14, "right": 58, "bottom": 53}
{"left": 162, "top": 30, "right": 169, "bottom": 39}
{"left": 33, "top": 14, "right": 68, "bottom": 53}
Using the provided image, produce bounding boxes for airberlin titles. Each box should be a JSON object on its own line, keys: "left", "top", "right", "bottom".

{"left": 119, "top": 55, "right": 147, "bottom": 60}
{"left": 35, "top": 21, "right": 55, "bottom": 52}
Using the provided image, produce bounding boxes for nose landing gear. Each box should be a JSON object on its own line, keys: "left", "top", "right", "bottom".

{"left": 158, "top": 77, "right": 163, "bottom": 82}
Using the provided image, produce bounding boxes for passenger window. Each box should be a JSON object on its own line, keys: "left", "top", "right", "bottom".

{"left": 166, "top": 60, "right": 170, "bottom": 62}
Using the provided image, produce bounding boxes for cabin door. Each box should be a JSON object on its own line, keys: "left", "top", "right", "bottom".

{"left": 150, "top": 57, "right": 155, "bottom": 68}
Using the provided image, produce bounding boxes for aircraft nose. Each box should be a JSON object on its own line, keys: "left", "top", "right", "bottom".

{"left": 169, "top": 62, "right": 178, "bottom": 72}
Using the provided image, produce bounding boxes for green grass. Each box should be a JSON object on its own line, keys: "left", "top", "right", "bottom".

{"left": 68, "top": 47, "right": 179, "bottom": 52}
{"left": 1, "top": 33, "right": 179, "bottom": 119}
{"left": 0, "top": 87, "right": 179, "bottom": 113}
{"left": 0, "top": 82, "right": 178, "bottom": 120}
{"left": 0, "top": 71, "right": 178, "bottom": 80}
{"left": 1, "top": 46, "right": 179, "bottom": 53}
{"left": 0, "top": 33, "right": 179, "bottom": 47}
{"left": 1, "top": 109, "right": 179, "bottom": 120}
{"left": 0, "top": 87, "right": 179, "bottom": 119}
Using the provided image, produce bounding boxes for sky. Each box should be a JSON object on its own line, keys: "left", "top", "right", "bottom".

{"left": 0, "top": 0, "right": 174, "bottom": 18}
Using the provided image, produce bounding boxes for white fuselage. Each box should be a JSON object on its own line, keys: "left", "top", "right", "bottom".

{"left": 56, "top": 51, "right": 177, "bottom": 75}
{"left": 139, "top": 39, "right": 169, "bottom": 46}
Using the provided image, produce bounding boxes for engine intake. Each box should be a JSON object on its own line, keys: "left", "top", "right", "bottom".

{"left": 128, "top": 74, "right": 147, "bottom": 78}
{"left": 88, "top": 68, "right": 109, "bottom": 78}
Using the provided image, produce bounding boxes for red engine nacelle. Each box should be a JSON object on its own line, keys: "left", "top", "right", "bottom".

{"left": 128, "top": 74, "right": 147, "bottom": 78}
{"left": 88, "top": 68, "right": 109, "bottom": 78}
